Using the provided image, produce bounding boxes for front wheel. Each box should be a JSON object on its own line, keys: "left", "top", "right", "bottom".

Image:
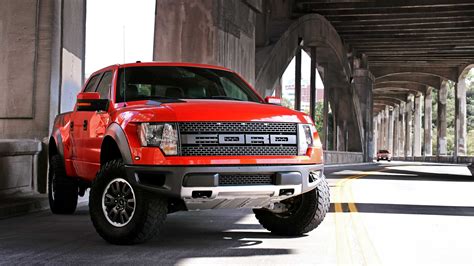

{"left": 254, "top": 179, "right": 330, "bottom": 236}
{"left": 89, "top": 159, "right": 167, "bottom": 245}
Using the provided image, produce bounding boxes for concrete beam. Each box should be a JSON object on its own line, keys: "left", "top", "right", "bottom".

{"left": 373, "top": 66, "right": 458, "bottom": 81}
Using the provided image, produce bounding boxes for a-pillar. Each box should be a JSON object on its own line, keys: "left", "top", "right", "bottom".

{"left": 455, "top": 76, "right": 468, "bottom": 156}
{"left": 437, "top": 81, "right": 448, "bottom": 156}
{"left": 413, "top": 93, "right": 422, "bottom": 157}
{"left": 393, "top": 106, "right": 400, "bottom": 156}
{"left": 424, "top": 87, "right": 433, "bottom": 156}
{"left": 405, "top": 94, "right": 413, "bottom": 157}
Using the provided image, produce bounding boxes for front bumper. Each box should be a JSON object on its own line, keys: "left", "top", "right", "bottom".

{"left": 125, "top": 164, "right": 324, "bottom": 210}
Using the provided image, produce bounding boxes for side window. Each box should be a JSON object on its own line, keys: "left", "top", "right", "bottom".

{"left": 95, "top": 71, "right": 113, "bottom": 99}
{"left": 84, "top": 74, "right": 101, "bottom": 92}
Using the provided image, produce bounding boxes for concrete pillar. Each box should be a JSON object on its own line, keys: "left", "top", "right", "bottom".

{"left": 294, "top": 41, "right": 302, "bottom": 111}
{"left": 437, "top": 81, "right": 448, "bottom": 156}
{"left": 424, "top": 87, "right": 433, "bottom": 156}
{"left": 322, "top": 88, "right": 329, "bottom": 150}
{"left": 399, "top": 102, "right": 406, "bottom": 157}
{"left": 352, "top": 68, "right": 374, "bottom": 161}
{"left": 413, "top": 93, "right": 422, "bottom": 156}
{"left": 379, "top": 110, "right": 385, "bottom": 149}
{"left": 385, "top": 106, "right": 390, "bottom": 150}
{"left": 309, "top": 46, "right": 317, "bottom": 120}
{"left": 393, "top": 106, "right": 399, "bottom": 156}
{"left": 455, "top": 78, "right": 468, "bottom": 156}
{"left": 405, "top": 95, "right": 413, "bottom": 157}
{"left": 388, "top": 109, "right": 394, "bottom": 153}
{"left": 378, "top": 113, "right": 383, "bottom": 152}
{"left": 153, "top": 0, "right": 258, "bottom": 88}
{"left": 373, "top": 115, "right": 379, "bottom": 158}
{"left": 0, "top": 0, "right": 86, "bottom": 139}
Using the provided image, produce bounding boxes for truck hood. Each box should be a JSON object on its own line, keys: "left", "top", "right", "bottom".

{"left": 117, "top": 99, "right": 313, "bottom": 124}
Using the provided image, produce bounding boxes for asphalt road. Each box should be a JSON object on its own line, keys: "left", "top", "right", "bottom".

{"left": 1, "top": 162, "right": 473, "bottom": 265}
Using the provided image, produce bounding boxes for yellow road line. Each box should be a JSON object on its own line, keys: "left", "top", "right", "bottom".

{"left": 334, "top": 172, "right": 383, "bottom": 266}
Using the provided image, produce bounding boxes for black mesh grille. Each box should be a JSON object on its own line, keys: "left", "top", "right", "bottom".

{"left": 179, "top": 122, "right": 297, "bottom": 133}
{"left": 219, "top": 174, "right": 274, "bottom": 186}
{"left": 178, "top": 122, "right": 298, "bottom": 156}
{"left": 181, "top": 146, "right": 297, "bottom": 156}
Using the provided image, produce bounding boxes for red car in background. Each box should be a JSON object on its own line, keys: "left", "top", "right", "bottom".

{"left": 377, "top": 150, "right": 391, "bottom": 162}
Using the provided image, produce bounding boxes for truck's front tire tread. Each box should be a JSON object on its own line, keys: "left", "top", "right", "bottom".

{"left": 89, "top": 159, "right": 167, "bottom": 245}
{"left": 254, "top": 179, "right": 330, "bottom": 236}
{"left": 48, "top": 154, "right": 78, "bottom": 214}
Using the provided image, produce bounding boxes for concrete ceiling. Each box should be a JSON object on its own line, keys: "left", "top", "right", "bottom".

{"left": 292, "top": 0, "right": 474, "bottom": 114}
{"left": 293, "top": 0, "right": 474, "bottom": 69}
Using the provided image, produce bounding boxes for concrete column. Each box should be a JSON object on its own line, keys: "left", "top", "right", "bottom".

{"left": 388, "top": 109, "right": 394, "bottom": 153}
{"left": 385, "top": 106, "right": 390, "bottom": 150}
{"left": 437, "top": 81, "right": 448, "bottom": 156}
{"left": 393, "top": 106, "right": 399, "bottom": 156}
{"left": 294, "top": 41, "right": 302, "bottom": 111}
{"left": 373, "top": 115, "right": 379, "bottom": 158}
{"left": 413, "top": 93, "right": 422, "bottom": 156}
{"left": 405, "top": 95, "right": 413, "bottom": 157}
{"left": 378, "top": 113, "right": 383, "bottom": 152}
{"left": 309, "top": 46, "right": 317, "bottom": 120}
{"left": 455, "top": 78, "right": 468, "bottom": 156}
{"left": 322, "top": 88, "right": 329, "bottom": 150}
{"left": 399, "top": 102, "right": 406, "bottom": 157}
{"left": 424, "top": 87, "right": 433, "bottom": 156}
{"left": 154, "top": 0, "right": 258, "bottom": 88}
{"left": 352, "top": 68, "right": 375, "bottom": 161}
{"left": 379, "top": 109, "right": 387, "bottom": 150}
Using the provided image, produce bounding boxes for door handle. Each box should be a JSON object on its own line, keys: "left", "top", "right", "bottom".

{"left": 83, "top": 120, "right": 88, "bottom": 131}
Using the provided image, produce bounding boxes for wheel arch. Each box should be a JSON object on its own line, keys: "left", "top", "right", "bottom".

{"left": 101, "top": 123, "right": 133, "bottom": 165}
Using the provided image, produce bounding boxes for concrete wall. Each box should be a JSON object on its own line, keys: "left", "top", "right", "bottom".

{"left": 392, "top": 156, "right": 474, "bottom": 164}
{"left": 324, "top": 151, "right": 364, "bottom": 165}
{"left": 0, "top": 0, "right": 85, "bottom": 194}
{"left": 0, "top": 0, "right": 85, "bottom": 139}
{"left": 153, "top": 0, "right": 258, "bottom": 85}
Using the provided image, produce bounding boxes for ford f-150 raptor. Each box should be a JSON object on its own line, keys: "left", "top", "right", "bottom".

{"left": 48, "top": 62, "right": 330, "bottom": 245}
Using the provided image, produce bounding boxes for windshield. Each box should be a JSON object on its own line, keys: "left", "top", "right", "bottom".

{"left": 116, "top": 66, "right": 262, "bottom": 103}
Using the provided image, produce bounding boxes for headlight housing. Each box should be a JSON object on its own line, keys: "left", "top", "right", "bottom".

{"left": 138, "top": 123, "right": 178, "bottom": 155}
{"left": 298, "top": 124, "right": 316, "bottom": 155}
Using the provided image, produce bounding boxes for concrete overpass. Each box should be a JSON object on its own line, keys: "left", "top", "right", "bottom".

{"left": 0, "top": 0, "right": 473, "bottom": 216}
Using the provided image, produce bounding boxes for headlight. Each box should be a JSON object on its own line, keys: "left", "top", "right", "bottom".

{"left": 138, "top": 123, "right": 178, "bottom": 155}
{"left": 298, "top": 124, "right": 315, "bottom": 155}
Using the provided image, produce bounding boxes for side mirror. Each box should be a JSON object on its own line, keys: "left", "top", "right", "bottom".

{"left": 265, "top": 96, "right": 282, "bottom": 105}
{"left": 76, "top": 92, "right": 109, "bottom": 112}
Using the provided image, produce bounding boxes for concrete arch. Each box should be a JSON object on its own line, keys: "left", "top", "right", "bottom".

{"left": 375, "top": 83, "right": 426, "bottom": 95}
{"left": 374, "top": 95, "right": 405, "bottom": 104}
{"left": 373, "top": 67, "right": 458, "bottom": 82}
{"left": 255, "top": 14, "right": 350, "bottom": 94}
{"left": 376, "top": 75, "right": 440, "bottom": 90}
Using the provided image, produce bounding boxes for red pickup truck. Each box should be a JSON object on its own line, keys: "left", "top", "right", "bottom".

{"left": 48, "top": 62, "right": 329, "bottom": 245}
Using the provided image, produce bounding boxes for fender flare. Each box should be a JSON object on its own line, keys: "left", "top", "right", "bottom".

{"left": 52, "top": 130, "right": 64, "bottom": 158}
{"left": 104, "top": 123, "right": 133, "bottom": 164}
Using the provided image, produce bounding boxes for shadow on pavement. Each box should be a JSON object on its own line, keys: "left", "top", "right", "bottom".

{"left": 329, "top": 202, "right": 474, "bottom": 216}
{"left": 0, "top": 207, "right": 296, "bottom": 264}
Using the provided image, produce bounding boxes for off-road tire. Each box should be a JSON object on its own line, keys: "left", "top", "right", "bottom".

{"left": 89, "top": 159, "right": 167, "bottom": 245}
{"left": 48, "top": 154, "right": 78, "bottom": 214}
{"left": 254, "top": 179, "right": 330, "bottom": 236}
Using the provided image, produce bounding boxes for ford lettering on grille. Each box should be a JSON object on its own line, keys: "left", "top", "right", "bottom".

{"left": 182, "top": 134, "right": 296, "bottom": 145}
{"left": 178, "top": 122, "right": 298, "bottom": 156}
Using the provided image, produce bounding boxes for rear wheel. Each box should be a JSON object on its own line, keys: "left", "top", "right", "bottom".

{"left": 89, "top": 159, "right": 167, "bottom": 245}
{"left": 254, "top": 179, "right": 330, "bottom": 236}
{"left": 48, "top": 154, "right": 78, "bottom": 214}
